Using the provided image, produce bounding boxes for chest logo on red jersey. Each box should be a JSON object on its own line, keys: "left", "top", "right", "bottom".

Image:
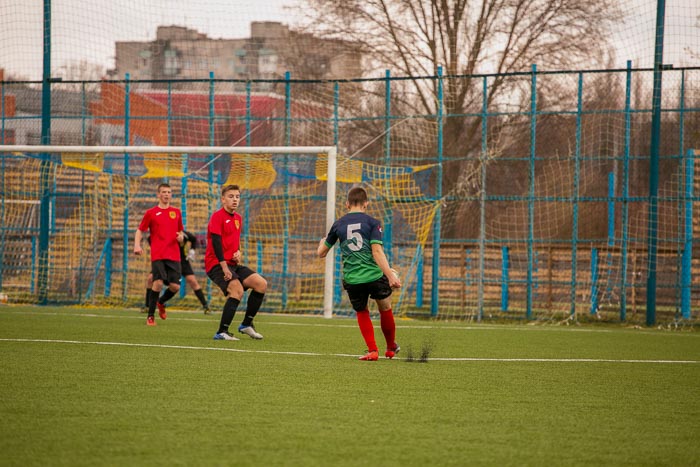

{"left": 234, "top": 219, "right": 240, "bottom": 229}
{"left": 169, "top": 211, "right": 176, "bottom": 219}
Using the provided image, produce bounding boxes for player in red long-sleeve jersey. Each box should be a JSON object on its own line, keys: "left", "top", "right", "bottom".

{"left": 205, "top": 184, "right": 267, "bottom": 341}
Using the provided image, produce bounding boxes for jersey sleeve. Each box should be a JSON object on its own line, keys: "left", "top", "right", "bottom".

{"left": 138, "top": 210, "right": 151, "bottom": 232}
{"left": 324, "top": 221, "right": 339, "bottom": 247}
{"left": 177, "top": 211, "right": 184, "bottom": 232}
{"left": 208, "top": 211, "right": 223, "bottom": 236}
{"left": 369, "top": 218, "right": 383, "bottom": 244}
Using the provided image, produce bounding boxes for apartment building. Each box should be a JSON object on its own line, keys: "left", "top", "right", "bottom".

{"left": 111, "top": 22, "right": 362, "bottom": 89}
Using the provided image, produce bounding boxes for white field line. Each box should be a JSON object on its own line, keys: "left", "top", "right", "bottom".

{"left": 5, "top": 308, "right": 699, "bottom": 337}
{"left": 0, "top": 338, "right": 697, "bottom": 364}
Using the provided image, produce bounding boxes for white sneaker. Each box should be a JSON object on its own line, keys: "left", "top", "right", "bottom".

{"left": 238, "top": 325, "right": 263, "bottom": 340}
{"left": 213, "top": 332, "right": 239, "bottom": 341}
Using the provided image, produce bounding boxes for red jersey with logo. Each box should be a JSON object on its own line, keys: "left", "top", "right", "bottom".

{"left": 138, "top": 206, "right": 184, "bottom": 261}
{"left": 205, "top": 207, "right": 243, "bottom": 273}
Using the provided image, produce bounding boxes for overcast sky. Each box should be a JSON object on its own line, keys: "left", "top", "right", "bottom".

{"left": 0, "top": 0, "right": 697, "bottom": 80}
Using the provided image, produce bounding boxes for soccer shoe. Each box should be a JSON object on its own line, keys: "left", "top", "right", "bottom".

{"left": 385, "top": 343, "right": 401, "bottom": 359}
{"left": 140, "top": 306, "right": 148, "bottom": 314}
{"left": 157, "top": 301, "right": 167, "bottom": 320}
{"left": 359, "top": 350, "right": 379, "bottom": 361}
{"left": 238, "top": 324, "right": 263, "bottom": 340}
{"left": 213, "top": 332, "right": 239, "bottom": 341}
{"left": 203, "top": 306, "right": 211, "bottom": 315}
{"left": 146, "top": 316, "right": 156, "bottom": 326}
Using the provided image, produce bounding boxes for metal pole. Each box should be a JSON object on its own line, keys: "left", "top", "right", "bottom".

{"left": 572, "top": 72, "right": 583, "bottom": 318}
{"left": 384, "top": 70, "right": 393, "bottom": 262}
{"left": 430, "top": 67, "right": 444, "bottom": 317}
{"left": 621, "top": 61, "right": 633, "bottom": 321}
{"left": 527, "top": 64, "right": 538, "bottom": 320}
{"left": 478, "top": 76, "right": 488, "bottom": 321}
{"left": 38, "top": 0, "right": 52, "bottom": 304}
{"left": 646, "top": 0, "right": 666, "bottom": 326}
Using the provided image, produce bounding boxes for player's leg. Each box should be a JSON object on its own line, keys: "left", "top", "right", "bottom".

{"left": 219, "top": 278, "right": 244, "bottom": 335}
{"left": 377, "top": 297, "right": 399, "bottom": 358}
{"left": 147, "top": 262, "right": 167, "bottom": 324}
{"left": 237, "top": 268, "right": 266, "bottom": 339}
{"left": 185, "top": 273, "right": 209, "bottom": 313}
{"left": 142, "top": 273, "right": 153, "bottom": 313}
{"left": 207, "top": 265, "right": 240, "bottom": 340}
{"left": 372, "top": 277, "right": 399, "bottom": 359}
{"left": 155, "top": 261, "right": 181, "bottom": 319}
{"left": 345, "top": 282, "right": 377, "bottom": 360}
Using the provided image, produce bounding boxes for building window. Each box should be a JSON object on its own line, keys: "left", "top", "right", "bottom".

{"left": 164, "top": 49, "right": 179, "bottom": 76}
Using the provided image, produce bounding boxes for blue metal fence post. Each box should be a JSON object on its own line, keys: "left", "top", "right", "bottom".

{"left": 526, "top": 64, "right": 537, "bottom": 320}
{"left": 501, "top": 246, "right": 509, "bottom": 311}
{"left": 180, "top": 156, "right": 188, "bottom": 299}
{"left": 430, "top": 66, "right": 444, "bottom": 317}
{"left": 680, "top": 149, "right": 694, "bottom": 319}
{"left": 676, "top": 70, "right": 687, "bottom": 315}
{"left": 38, "top": 0, "right": 52, "bottom": 304}
{"left": 416, "top": 252, "right": 424, "bottom": 308}
{"left": 571, "top": 72, "right": 583, "bottom": 318}
{"left": 591, "top": 248, "right": 599, "bottom": 314}
{"left": 282, "top": 71, "right": 292, "bottom": 309}
{"left": 478, "top": 76, "right": 488, "bottom": 321}
{"left": 646, "top": 0, "right": 666, "bottom": 326}
{"left": 207, "top": 72, "right": 216, "bottom": 303}
{"left": 620, "top": 61, "right": 633, "bottom": 321}
{"left": 384, "top": 70, "right": 393, "bottom": 262}
{"left": 606, "top": 173, "right": 616, "bottom": 308}
{"left": 120, "top": 72, "right": 131, "bottom": 300}
{"left": 243, "top": 80, "right": 252, "bottom": 272}
{"left": 332, "top": 80, "right": 342, "bottom": 306}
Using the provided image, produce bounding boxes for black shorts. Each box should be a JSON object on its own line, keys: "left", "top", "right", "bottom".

{"left": 207, "top": 263, "right": 258, "bottom": 296}
{"left": 343, "top": 275, "right": 393, "bottom": 311}
{"left": 180, "top": 258, "right": 194, "bottom": 277}
{"left": 151, "top": 260, "right": 181, "bottom": 285}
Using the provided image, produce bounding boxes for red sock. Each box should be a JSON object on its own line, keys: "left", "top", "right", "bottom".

{"left": 356, "top": 309, "right": 377, "bottom": 352}
{"left": 380, "top": 309, "right": 396, "bottom": 349}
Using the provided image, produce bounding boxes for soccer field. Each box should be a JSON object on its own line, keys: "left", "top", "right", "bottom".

{"left": 1, "top": 306, "right": 698, "bottom": 466}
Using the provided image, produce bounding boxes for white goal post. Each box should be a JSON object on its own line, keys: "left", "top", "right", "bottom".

{"left": 1, "top": 144, "right": 339, "bottom": 318}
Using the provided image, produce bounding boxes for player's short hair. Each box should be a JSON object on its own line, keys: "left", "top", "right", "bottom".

{"left": 157, "top": 183, "right": 171, "bottom": 192}
{"left": 221, "top": 184, "right": 240, "bottom": 197}
{"left": 347, "top": 186, "right": 368, "bottom": 206}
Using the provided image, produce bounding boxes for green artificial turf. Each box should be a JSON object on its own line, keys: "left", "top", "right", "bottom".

{"left": 0, "top": 306, "right": 698, "bottom": 466}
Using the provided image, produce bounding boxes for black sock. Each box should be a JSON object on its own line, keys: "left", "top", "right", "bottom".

{"left": 194, "top": 289, "right": 208, "bottom": 307}
{"left": 218, "top": 297, "right": 240, "bottom": 334}
{"left": 241, "top": 291, "right": 265, "bottom": 327}
{"left": 147, "top": 290, "right": 159, "bottom": 317}
{"left": 159, "top": 288, "right": 176, "bottom": 304}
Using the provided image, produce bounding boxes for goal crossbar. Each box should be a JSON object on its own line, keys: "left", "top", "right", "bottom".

{"left": 0, "top": 145, "right": 336, "bottom": 155}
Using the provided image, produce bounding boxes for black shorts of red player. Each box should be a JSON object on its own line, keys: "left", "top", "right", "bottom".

{"left": 207, "top": 263, "right": 258, "bottom": 296}
{"left": 151, "top": 259, "right": 182, "bottom": 285}
{"left": 342, "top": 275, "right": 393, "bottom": 311}
{"left": 180, "top": 258, "right": 195, "bottom": 277}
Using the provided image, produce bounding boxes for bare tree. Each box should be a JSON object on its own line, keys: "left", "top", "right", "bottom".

{"left": 298, "top": 0, "right": 623, "bottom": 236}
{"left": 55, "top": 60, "right": 105, "bottom": 92}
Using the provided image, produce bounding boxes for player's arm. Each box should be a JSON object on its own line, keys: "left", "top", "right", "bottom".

{"left": 176, "top": 215, "right": 185, "bottom": 244}
{"left": 318, "top": 226, "right": 337, "bottom": 258}
{"left": 134, "top": 229, "right": 145, "bottom": 255}
{"left": 210, "top": 233, "right": 232, "bottom": 280}
{"left": 317, "top": 237, "right": 331, "bottom": 258}
{"left": 372, "top": 243, "right": 401, "bottom": 289}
